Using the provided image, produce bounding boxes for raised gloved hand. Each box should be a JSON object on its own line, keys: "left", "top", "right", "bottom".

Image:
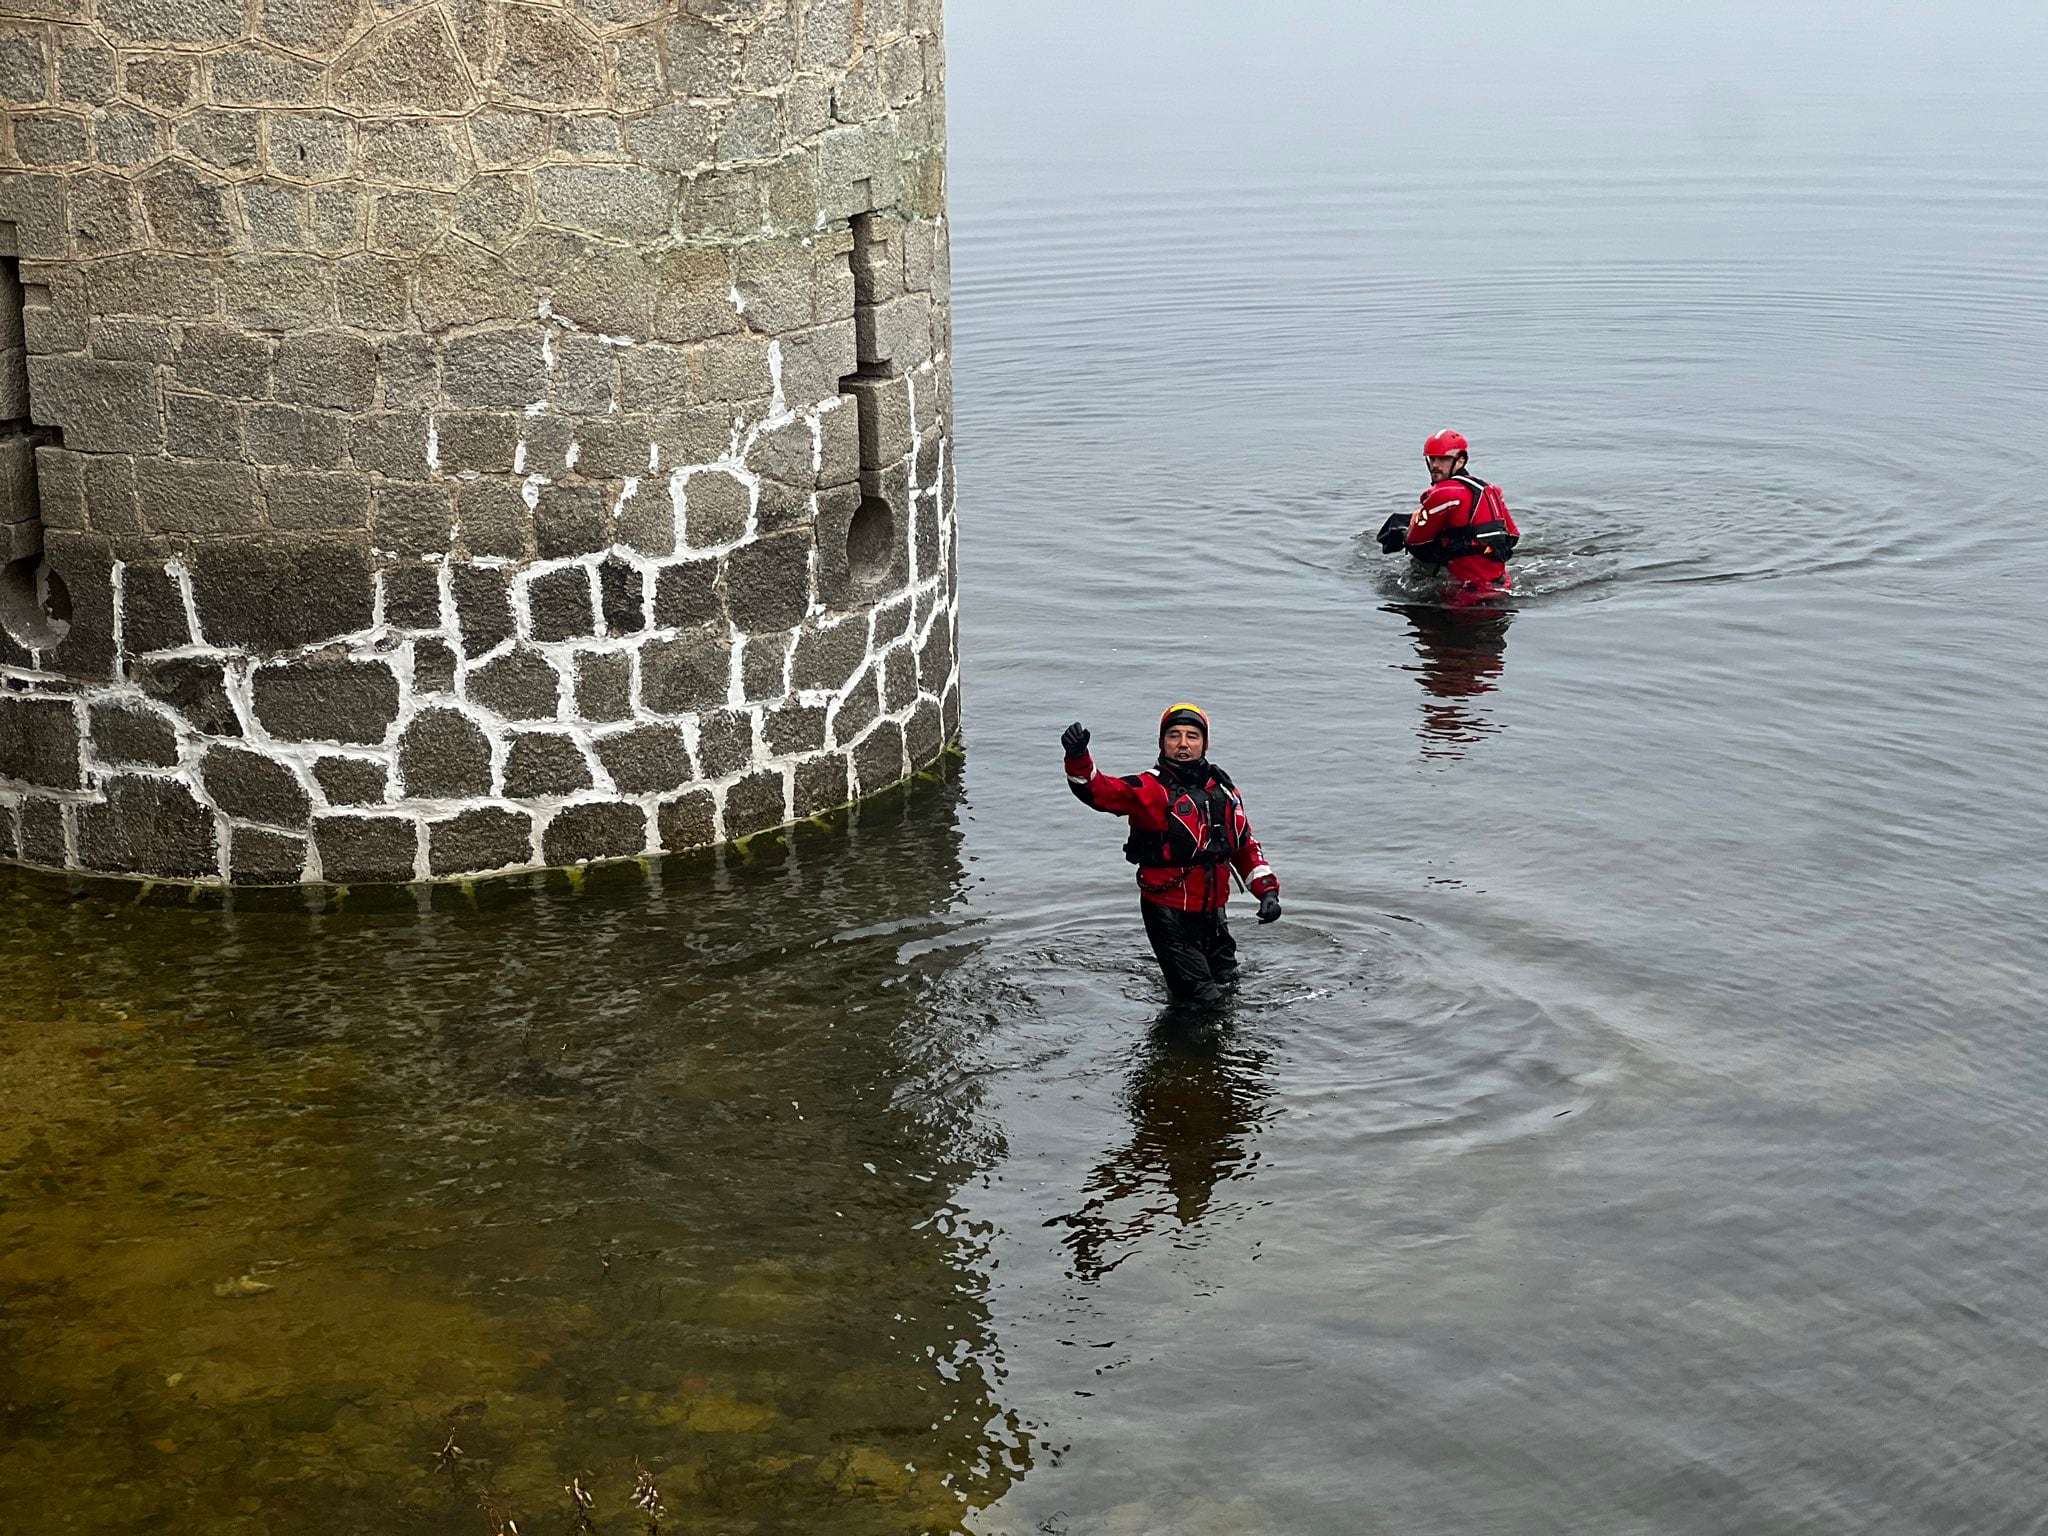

{"left": 1060, "top": 721, "right": 1090, "bottom": 757}
{"left": 1257, "top": 892, "right": 1282, "bottom": 924}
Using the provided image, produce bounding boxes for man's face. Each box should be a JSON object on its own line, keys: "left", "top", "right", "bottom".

{"left": 1425, "top": 454, "right": 1458, "bottom": 483}
{"left": 1162, "top": 724, "right": 1206, "bottom": 762}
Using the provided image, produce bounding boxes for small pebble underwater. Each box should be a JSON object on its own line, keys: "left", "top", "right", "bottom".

{"left": 9, "top": 5, "right": 2048, "bottom": 1531}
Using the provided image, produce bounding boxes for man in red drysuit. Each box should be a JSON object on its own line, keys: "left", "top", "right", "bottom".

{"left": 1060, "top": 704, "right": 1281, "bottom": 1009}
{"left": 1385, "top": 428, "right": 1522, "bottom": 595}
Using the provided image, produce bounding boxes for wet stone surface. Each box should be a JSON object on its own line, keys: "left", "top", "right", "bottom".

{"left": 314, "top": 814, "right": 418, "bottom": 884}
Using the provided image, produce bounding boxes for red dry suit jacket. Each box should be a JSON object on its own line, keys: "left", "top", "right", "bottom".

{"left": 1409, "top": 473, "right": 1519, "bottom": 587}
{"left": 1064, "top": 752, "right": 1280, "bottom": 912}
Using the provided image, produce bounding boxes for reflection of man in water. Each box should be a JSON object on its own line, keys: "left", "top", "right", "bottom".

{"left": 1399, "top": 601, "right": 1513, "bottom": 759}
{"left": 1046, "top": 1017, "right": 1272, "bottom": 1284}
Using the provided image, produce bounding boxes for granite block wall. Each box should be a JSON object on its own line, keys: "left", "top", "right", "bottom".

{"left": 0, "top": 0, "right": 959, "bottom": 883}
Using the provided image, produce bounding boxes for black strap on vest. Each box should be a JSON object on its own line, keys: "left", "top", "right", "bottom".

{"left": 1443, "top": 474, "right": 1517, "bottom": 561}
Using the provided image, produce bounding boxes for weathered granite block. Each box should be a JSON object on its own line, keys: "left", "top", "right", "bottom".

{"left": 77, "top": 774, "right": 217, "bottom": 879}
{"left": 229, "top": 826, "right": 307, "bottom": 884}
{"left": 163, "top": 394, "right": 243, "bottom": 462}
{"left": 251, "top": 656, "right": 400, "bottom": 745}
{"left": 111, "top": 565, "right": 191, "bottom": 663}
{"left": 0, "top": 696, "right": 82, "bottom": 788}
{"left": 413, "top": 638, "right": 459, "bottom": 694}
{"left": 694, "top": 707, "right": 753, "bottom": 779}
{"left": 656, "top": 786, "right": 716, "bottom": 851}
{"left": 790, "top": 619, "right": 866, "bottom": 694}
{"left": 918, "top": 611, "right": 954, "bottom": 691}
{"left": 571, "top": 649, "right": 633, "bottom": 723}
{"left": 450, "top": 564, "right": 515, "bottom": 656}
{"left": 682, "top": 470, "right": 751, "bottom": 548}
{"left": 348, "top": 412, "right": 432, "bottom": 481}
{"left": 740, "top": 629, "right": 793, "bottom": 702}
{"left": 724, "top": 530, "right": 811, "bottom": 631}
{"left": 382, "top": 564, "right": 444, "bottom": 630}
{"left": 133, "top": 656, "right": 241, "bottom": 737}
{"left": 191, "top": 540, "right": 375, "bottom": 651}
{"left": 724, "top": 767, "right": 785, "bottom": 838}
{"left": 763, "top": 702, "right": 826, "bottom": 757}
{"left": 435, "top": 412, "right": 521, "bottom": 475}
{"left": 526, "top": 564, "right": 598, "bottom": 642}
{"left": 905, "top": 696, "right": 944, "bottom": 769}
{"left": 331, "top": 13, "right": 477, "bottom": 115}
{"left": 314, "top": 814, "right": 418, "bottom": 884}
{"left": 639, "top": 628, "right": 731, "bottom": 715}
{"left": 594, "top": 724, "right": 691, "bottom": 794}
{"left": 852, "top": 718, "right": 906, "bottom": 794}
{"left": 175, "top": 326, "right": 272, "bottom": 399}
{"left": 652, "top": 558, "right": 720, "bottom": 630}
{"left": 19, "top": 796, "right": 65, "bottom": 867}
{"left": 314, "top": 756, "right": 387, "bottom": 807}
{"left": 534, "top": 481, "right": 611, "bottom": 560}
{"left": 535, "top": 164, "right": 675, "bottom": 241}
{"left": 90, "top": 702, "right": 181, "bottom": 768}
{"left": 443, "top": 328, "right": 547, "bottom": 408}
{"left": 39, "top": 531, "right": 118, "bottom": 678}
{"left": 794, "top": 748, "right": 853, "bottom": 817}
{"left": 137, "top": 459, "right": 261, "bottom": 536}
{"left": 871, "top": 593, "right": 914, "bottom": 648}
{"left": 273, "top": 331, "right": 377, "bottom": 412}
{"left": 542, "top": 800, "right": 645, "bottom": 865}
{"left": 200, "top": 744, "right": 312, "bottom": 828}
{"left": 372, "top": 483, "right": 454, "bottom": 555}
{"left": 397, "top": 707, "right": 494, "bottom": 798}
{"left": 428, "top": 807, "right": 532, "bottom": 876}
{"left": 881, "top": 644, "right": 917, "bottom": 712}
{"left": 26, "top": 356, "right": 162, "bottom": 454}
{"left": 458, "top": 480, "right": 532, "bottom": 561}
{"left": 748, "top": 413, "right": 820, "bottom": 487}
{"left": 468, "top": 647, "right": 562, "bottom": 720}
{"left": 504, "top": 731, "right": 593, "bottom": 797}
{"left": 829, "top": 666, "right": 880, "bottom": 746}
{"left": 598, "top": 556, "right": 644, "bottom": 635}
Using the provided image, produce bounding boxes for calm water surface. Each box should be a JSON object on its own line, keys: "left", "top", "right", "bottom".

{"left": 9, "top": 5, "right": 2048, "bottom": 1531}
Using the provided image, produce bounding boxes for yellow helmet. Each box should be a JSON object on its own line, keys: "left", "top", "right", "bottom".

{"left": 1158, "top": 703, "right": 1209, "bottom": 744}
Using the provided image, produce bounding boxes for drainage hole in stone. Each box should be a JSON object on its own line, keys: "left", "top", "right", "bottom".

{"left": 0, "top": 557, "right": 67, "bottom": 650}
{"left": 846, "top": 496, "right": 895, "bottom": 591}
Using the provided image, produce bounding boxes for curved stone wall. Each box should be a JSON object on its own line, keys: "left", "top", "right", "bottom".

{"left": 0, "top": 0, "right": 957, "bottom": 883}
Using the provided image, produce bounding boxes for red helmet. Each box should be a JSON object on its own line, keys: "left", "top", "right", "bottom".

{"left": 1423, "top": 429, "right": 1468, "bottom": 459}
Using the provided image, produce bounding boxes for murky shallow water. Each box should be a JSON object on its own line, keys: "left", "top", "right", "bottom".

{"left": 11, "top": 5, "right": 2048, "bottom": 1532}
{"left": 1, "top": 796, "right": 1036, "bottom": 1532}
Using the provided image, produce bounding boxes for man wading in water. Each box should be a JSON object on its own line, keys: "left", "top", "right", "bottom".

{"left": 1061, "top": 705, "right": 1282, "bottom": 1008}
{"left": 1378, "top": 428, "right": 1522, "bottom": 600}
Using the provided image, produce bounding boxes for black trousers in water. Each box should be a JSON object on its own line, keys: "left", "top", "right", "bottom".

{"left": 1140, "top": 900, "right": 1240, "bottom": 1007}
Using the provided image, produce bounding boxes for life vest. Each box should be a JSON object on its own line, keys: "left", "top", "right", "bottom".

{"left": 1123, "top": 763, "right": 1243, "bottom": 872}
{"left": 1435, "top": 474, "right": 1519, "bottom": 563}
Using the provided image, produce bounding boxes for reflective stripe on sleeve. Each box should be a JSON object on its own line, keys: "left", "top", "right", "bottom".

{"left": 1246, "top": 864, "right": 1273, "bottom": 883}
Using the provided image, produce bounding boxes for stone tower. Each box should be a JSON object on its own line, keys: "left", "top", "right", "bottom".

{"left": 0, "top": 0, "right": 957, "bottom": 884}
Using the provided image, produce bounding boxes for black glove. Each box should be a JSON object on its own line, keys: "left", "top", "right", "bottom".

{"left": 1375, "top": 512, "right": 1410, "bottom": 555}
{"left": 1060, "top": 721, "right": 1090, "bottom": 757}
{"left": 1257, "top": 892, "right": 1282, "bottom": 924}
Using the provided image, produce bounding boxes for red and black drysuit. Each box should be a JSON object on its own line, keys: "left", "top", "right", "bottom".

{"left": 1408, "top": 472, "right": 1521, "bottom": 593}
{"left": 1064, "top": 750, "right": 1280, "bottom": 1007}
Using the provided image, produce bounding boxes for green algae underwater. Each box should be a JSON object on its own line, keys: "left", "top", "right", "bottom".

{"left": 0, "top": 765, "right": 1037, "bottom": 1534}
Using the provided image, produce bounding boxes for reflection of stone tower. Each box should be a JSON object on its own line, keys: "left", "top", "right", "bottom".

{"left": 0, "top": 0, "right": 958, "bottom": 884}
